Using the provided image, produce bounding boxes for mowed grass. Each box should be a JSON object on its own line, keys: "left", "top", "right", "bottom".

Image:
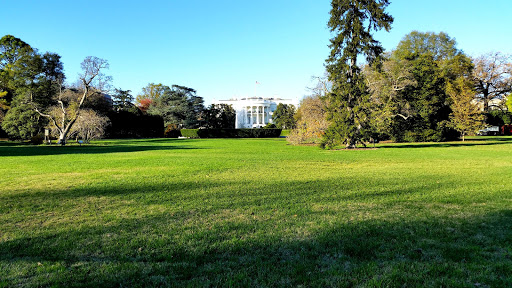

{"left": 1, "top": 137, "right": 512, "bottom": 287}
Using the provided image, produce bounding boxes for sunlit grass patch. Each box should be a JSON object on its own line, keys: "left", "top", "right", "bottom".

{"left": 1, "top": 137, "right": 512, "bottom": 287}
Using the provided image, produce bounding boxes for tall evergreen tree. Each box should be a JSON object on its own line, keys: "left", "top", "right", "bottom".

{"left": 323, "top": 0, "right": 393, "bottom": 148}
{"left": 147, "top": 85, "right": 204, "bottom": 128}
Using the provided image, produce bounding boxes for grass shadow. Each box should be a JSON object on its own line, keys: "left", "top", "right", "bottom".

{"left": 379, "top": 140, "right": 512, "bottom": 149}
{"left": 0, "top": 144, "right": 202, "bottom": 157}
{"left": 1, "top": 207, "right": 511, "bottom": 287}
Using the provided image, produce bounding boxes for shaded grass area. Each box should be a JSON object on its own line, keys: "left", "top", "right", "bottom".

{"left": 1, "top": 137, "right": 512, "bottom": 287}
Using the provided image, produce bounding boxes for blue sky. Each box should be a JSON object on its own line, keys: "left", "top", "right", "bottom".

{"left": 2, "top": 0, "right": 511, "bottom": 104}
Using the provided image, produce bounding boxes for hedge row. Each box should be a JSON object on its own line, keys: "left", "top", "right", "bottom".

{"left": 181, "top": 129, "right": 282, "bottom": 138}
{"left": 107, "top": 111, "right": 164, "bottom": 138}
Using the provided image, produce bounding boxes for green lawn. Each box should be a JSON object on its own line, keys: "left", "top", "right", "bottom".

{"left": 1, "top": 137, "right": 512, "bottom": 287}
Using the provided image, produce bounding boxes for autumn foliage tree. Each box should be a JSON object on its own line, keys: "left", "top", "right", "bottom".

{"left": 288, "top": 95, "right": 329, "bottom": 145}
{"left": 138, "top": 98, "right": 153, "bottom": 113}
{"left": 447, "top": 77, "right": 484, "bottom": 141}
{"left": 136, "top": 83, "right": 166, "bottom": 112}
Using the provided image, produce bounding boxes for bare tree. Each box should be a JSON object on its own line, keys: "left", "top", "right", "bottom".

{"left": 31, "top": 56, "right": 110, "bottom": 144}
{"left": 70, "top": 109, "right": 110, "bottom": 143}
{"left": 363, "top": 56, "right": 417, "bottom": 136}
{"left": 308, "top": 74, "right": 332, "bottom": 98}
{"left": 473, "top": 52, "right": 512, "bottom": 113}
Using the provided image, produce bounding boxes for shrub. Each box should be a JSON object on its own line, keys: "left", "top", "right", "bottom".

{"left": 30, "top": 134, "right": 44, "bottom": 145}
{"left": 181, "top": 129, "right": 199, "bottom": 138}
{"left": 235, "top": 129, "right": 281, "bottom": 138}
{"left": 287, "top": 95, "right": 328, "bottom": 145}
{"left": 487, "top": 110, "right": 512, "bottom": 126}
{"left": 164, "top": 124, "right": 181, "bottom": 138}
{"left": 106, "top": 111, "right": 164, "bottom": 138}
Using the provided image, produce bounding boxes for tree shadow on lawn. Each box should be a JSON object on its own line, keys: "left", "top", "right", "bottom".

{"left": 1, "top": 171, "right": 446, "bottom": 211}
{"left": 0, "top": 143, "right": 202, "bottom": 157}
{"left": 466, "top": 137, "right": 512, "bottom": 142}
{"left": 1, "top": 208, "right": 511, "bottom": 287}
{"left": 2, "top": 176, "right": 511, "bottom": 286}
{"left": 379, "top": 140, "right": 512, "bottom": 149}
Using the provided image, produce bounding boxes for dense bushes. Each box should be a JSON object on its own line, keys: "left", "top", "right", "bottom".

{"left": 486, "top": 110, "right": 512, "bottom": 126}
{"left": 106, "top": 111, "right": 164, "bottom": 138}
{"left": 164, "top": 124, "right": 181, "bottom": 138}
{"left": 181, "top": 129, "right": 282, "bottom": 138}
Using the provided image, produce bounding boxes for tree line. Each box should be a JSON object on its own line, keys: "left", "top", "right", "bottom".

{"left": 289, "top": 0, "right": 512, "bottom": 148}
{"left": 0, "top": 35, "right": 246, "bottom": 144}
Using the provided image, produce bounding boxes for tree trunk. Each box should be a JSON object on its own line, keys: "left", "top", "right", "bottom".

{"left": 58, "top": 117, "right": 78, "bottom": 146}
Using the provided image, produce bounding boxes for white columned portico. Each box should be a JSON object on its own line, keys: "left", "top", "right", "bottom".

{"left": 213, "top": 96, "right": 298, "bottom": 128}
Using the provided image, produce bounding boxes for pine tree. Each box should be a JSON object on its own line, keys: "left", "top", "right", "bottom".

{"left": 323, "top": 0, "right": 393, "bottom": 148}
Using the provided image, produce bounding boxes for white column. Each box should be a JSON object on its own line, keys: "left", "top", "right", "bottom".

{"left": 248, "top": 106, "right": 252, "bottom": 126}
{"left": 258, "top": 106, "right": 260, "bottom": 125}
{"left": 251, "top": 106, "right": 258, "bottom": 128}
{"left": 261, "top": 106, "right": 265, "bottom": 125}
{"left": 256, "top": 106, "right": 259, "bottom": 125}
{"left": 260, "top": 106, "right": 263, "bottom": 125}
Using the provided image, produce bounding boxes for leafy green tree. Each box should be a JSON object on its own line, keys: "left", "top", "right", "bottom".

{"left": 486, "top": 110, "right": 512, "bottom": 126}
{"left": 323, "top": 0, "right": 393, "bottom": 149}
{"left": 1, "top": 104, "right": 43, "bottom": 139}
{"left": 147, "top": 85, "right": 204, "bottom": 128}
{"left": 112, "top": 88, "right": 136, "bottom": 112}
{"left": 380, "top": 31, "right": 471, "bottom": 142}
{"left": 0, "top": 35, "right": 35, "bottom": 111}
{"left": 0, "top": 35, "right": 33, "bottom": 67}
{"left": 202, "top": 104, "right": 235, "bottom": 128}
{"left": 272, "top": 103, "right": 296, "bottom": 129}
{"left": 0, "top": 35, "right": 34, "bottom": 109}
{"left": 394, "top": 31, "right": 460, "bottom": 62}
{"left": 389, "top": 54, "right": 453, "bottom": 142}
{"left": 0, "top": 35, "right": 65, "bottom": 140}
{"left": 0, "top": 37, "right": 64, "bottom": 109}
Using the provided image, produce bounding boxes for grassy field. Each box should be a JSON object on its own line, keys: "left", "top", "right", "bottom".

{"left": 1, "top": 137, "right": 512, "bottom": 287}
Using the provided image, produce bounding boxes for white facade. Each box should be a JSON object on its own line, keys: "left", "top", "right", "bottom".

{"left": 213, "top": 97, "right": 297, "bottom": 129}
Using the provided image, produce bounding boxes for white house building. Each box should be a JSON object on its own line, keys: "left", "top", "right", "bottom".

{"left": 213, "top": 97, "right": 298, "bottom": 129}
